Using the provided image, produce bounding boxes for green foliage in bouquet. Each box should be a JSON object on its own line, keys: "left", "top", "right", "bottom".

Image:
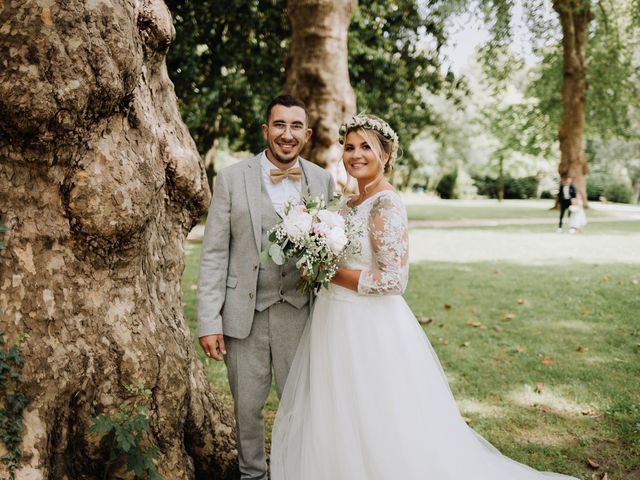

{"left": 261, "top": 194, "right": 359, "bottom": 295}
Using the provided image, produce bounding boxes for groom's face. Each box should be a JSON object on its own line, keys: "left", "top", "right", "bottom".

{"left": 262, "top": 105, "right": 312, "bottom": 166}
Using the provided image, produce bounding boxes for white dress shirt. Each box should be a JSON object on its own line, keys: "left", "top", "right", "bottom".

{"left": 260, "top": 151, "right": 302, "bottom": 216}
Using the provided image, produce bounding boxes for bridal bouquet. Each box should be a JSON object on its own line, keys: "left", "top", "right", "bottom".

{"left": 261, "top": 195, "right": 360, "bottom": 294}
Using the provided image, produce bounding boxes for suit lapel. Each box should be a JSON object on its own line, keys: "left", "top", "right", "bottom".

{"left": 244, "top": 155, "right": 262, "bottom": 253}
{"left": 299, "top": 158, "right": 322, "bottom": 200}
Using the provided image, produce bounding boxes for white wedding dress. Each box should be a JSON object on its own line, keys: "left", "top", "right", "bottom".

{"left": 271, "top": 190, "right": 577, "bottom": 480}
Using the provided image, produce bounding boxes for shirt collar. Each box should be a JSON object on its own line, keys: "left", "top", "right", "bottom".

{"left": 260, "top": 150, "right": 300, "bottom": 174}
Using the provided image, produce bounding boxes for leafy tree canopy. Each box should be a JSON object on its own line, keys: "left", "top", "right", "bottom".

{"left": 165, "top": 0, "right": 462, "bottom": 163}
{"left": 165, "top": 0, "right": 289, "bottom": 155}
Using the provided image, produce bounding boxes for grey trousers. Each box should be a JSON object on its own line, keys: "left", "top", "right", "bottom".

{"left": 224, "top": 302, "right": 309, "bottom": 480}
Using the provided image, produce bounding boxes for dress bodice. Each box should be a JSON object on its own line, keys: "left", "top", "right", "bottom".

{"left": 338, "top": 190, "right": 409, "bottom": 295}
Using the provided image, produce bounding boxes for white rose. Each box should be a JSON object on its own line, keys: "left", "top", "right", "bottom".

{"left": 326, "top": 227, "right": 348, "bottom": 255}
{"left": 312, "top": 220, "right": 331, "bottom": 237}
{"left": 283, "top": 207, "right": 313, "bottom": 241}
{"left": 317, "top": 209, "right": 345, "bottom": 229}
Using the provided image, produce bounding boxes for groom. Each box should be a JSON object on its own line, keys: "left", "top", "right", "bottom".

{"left": 197, "top": 94, "right": 335, "bottom": 479}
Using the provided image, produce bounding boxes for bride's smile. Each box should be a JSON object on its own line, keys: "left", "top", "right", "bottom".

{"left": 342, "top": 130, "right": 388, "bottom": 181}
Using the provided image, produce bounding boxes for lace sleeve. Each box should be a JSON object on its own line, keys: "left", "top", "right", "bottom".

{"left": 358, "top": 193, "right": 409, "bottom": 295}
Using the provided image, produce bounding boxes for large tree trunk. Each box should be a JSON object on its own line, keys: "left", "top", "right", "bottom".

{"left": 285, "top": 0, "right": 358, "bottom": 171}
{"left": 0, "top": 1, "right": 237, "bottom": 478}
{"left": 553, "top": 0, "right": 593, "bottom": 204}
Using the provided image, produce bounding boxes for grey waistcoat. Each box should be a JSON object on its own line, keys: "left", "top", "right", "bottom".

{"left": 254, "top": 174, "right": 310, "bottom": 312}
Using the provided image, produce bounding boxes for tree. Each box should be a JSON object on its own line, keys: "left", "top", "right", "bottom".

{"left": 166, "top": 0, "right": 461, "bottom": 176}
{"left": 441, "top": 0, "right": 640, "bottom": 203}
{"left": 165, "top": 0, "right": 289, "bottom": 184}
{"left": 284, "top": 0, "right": 358, "bottom": 169}
{"left": 552, "top": 0, "right": 592, "bottom": 200}
{"left": 349, "top": 0, "right": 463, "bottom": 187}
{"left": 0, "top": 1, "right": 237, "bottom": 477}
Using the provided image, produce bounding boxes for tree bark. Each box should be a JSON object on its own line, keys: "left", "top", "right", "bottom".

{"left": 285, "top": 0, "right": 358, "bottom": 170}
{"left": 553, "top": 0, "right": 593, "bottom": 204}
{"left": 0, "top": 1, "right": 237, "bottom": 478}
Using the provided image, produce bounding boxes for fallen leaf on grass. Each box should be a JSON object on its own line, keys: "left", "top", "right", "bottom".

{"left": 517, "top": 298, "right": 529, "bottom": 305}
{"left": 592, "top": 473, "right": 608, "bottom": 480}
{"left": 418, "top": 317, "right": 433, "bottom": 326}
{"left": 460, "top": 341, "right": 470, "bottom": 348}
{"left": 581, "top": 407, "right": 598, "bottom": 417}
{"left": 537, "top": 404, "right": 552, "bottom": 413}
{"left": 534, "top": 383, "right": 544, "bottom": 393}
{"left": 463, "top": 417, "right": 472, "bottom": 424}
{"left": 502, "top": 313, "right": 516, "bottom": 321}
{"left": 438, "top": 338, "right": 449, "bottom": 345}
{"left": 542, "top": 356, "right": 554, "bottom": 366}
{"left": 494, "top": 325, "right": 505, "bottom": 333}
{"left": 515, "top": 345, "right": 527, "bottom": 353}
{"left": 467, "top": 319, "right": 484, "bottom": 328}
{"left": 576, "top": 345, "right": 588, "bottom": 353}
{"left": 582, "top": 307, "right": 593, "bottom": 317}
{"left": 443, "top": 304, "right": 452, "bottom": 310}
{"left": 587, "top": 458, "right": 600, "bottom": 469}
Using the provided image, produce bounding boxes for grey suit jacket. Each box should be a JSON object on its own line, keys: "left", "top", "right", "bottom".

{"left": 197, "top": 153, "right": 335, "bottom": 339}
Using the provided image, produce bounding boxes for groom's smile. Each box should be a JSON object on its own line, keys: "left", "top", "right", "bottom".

{"left": 262, "top": 104, "right": 312, "bottom": 169}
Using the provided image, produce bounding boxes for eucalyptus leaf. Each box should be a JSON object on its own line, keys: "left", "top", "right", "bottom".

{"left": 269, "top": 243, "right": 285, "bottom": 265}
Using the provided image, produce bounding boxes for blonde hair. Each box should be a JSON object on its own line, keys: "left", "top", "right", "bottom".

{"left": 341, "top": 114, "right": 398, "bottom": 193}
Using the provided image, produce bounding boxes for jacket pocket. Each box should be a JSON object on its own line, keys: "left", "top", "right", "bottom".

{"left": 226, "top": 276, "right": 238, "bottom": 288}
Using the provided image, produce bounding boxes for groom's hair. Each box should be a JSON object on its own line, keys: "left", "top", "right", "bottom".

{"left": 266, "top": 95, "right": 310, "bottom": 125}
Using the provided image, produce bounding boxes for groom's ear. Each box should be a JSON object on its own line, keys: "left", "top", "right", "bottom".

{"left": 261, "top": 123, "right": 269, "bottom": 140}
{"left": 304, "top": 127, "right": 312, "bottom": 142}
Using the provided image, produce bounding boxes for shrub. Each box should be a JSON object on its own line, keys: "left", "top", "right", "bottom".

{"left": 586, "top": 173, "right": 607, "bottom": 201}
{"left": 473, "top": 176, "right": 498, "bottom": 198}
{"left": 587, "top": 173, "right": 634, "bottom": 203}
{"left": 436, "top": 170, "right": 458, "bottom": 199}
{"left": 472, "top": 175, "right": 539, "bottom": 199}
{"left": 504, "top": 176, "right": 538, "bottom": 199}
{"left": 604, "top": 180, "right": 634, "bottom": 204}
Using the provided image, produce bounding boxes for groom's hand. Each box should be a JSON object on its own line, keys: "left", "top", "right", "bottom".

{"left": 200, "top": 334, "right": 226, "bottom": 361}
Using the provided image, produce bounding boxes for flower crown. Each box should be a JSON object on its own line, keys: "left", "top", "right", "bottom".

{"left": 338, "top": 114, "right": 399, "bottom": 146}
{"left": 338, "top": 114, "right": 400, "bottom": 168}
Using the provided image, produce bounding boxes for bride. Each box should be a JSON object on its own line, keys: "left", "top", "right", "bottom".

{"left": 270, "top": 114, "right": 578, "bottom": 480}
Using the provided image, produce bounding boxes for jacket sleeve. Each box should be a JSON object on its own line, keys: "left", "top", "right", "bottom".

{"left": 197, "top": 170, "right": 231, "bottom": 337}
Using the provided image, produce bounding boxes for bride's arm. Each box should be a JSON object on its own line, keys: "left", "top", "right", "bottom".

{"left": 357, "top": 194, "right": 409, "bottom": 295}
{"left": 330, "top": 267, "right": 361, "bottom": 291}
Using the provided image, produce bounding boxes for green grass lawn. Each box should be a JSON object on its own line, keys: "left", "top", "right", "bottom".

{"left": 444, "top": 220, "right": 640, "bottom": 235}
{"left": 405, "top": 199, "right": 617, "bottom": 222}
{"left": 182, "top": 201, "right": 640, "bottom": 479}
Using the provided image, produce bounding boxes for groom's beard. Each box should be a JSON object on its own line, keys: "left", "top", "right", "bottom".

{"left": 268, "top": 147, "right": 299, "bottom": 165}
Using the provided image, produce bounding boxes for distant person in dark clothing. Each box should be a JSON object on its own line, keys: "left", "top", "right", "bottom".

{"left": 557, "top": 176, "right": 577, "bottom": 232}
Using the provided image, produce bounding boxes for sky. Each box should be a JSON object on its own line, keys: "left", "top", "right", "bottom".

{"left": 440, "top": 1, "right": 552, "bottom": 74}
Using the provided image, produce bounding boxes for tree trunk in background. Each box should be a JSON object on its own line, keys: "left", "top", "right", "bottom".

{"left": 0, "top": 1, "right": 237, "bottom": 478}
{"left": 553, "top": 0, "right": 593, "bottom": 204}
{"left": 285, "top": 0, "right": 358, "bottom": 172}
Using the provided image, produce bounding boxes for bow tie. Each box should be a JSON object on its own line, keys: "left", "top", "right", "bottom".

{"left": 270, "top": 167, "right": 302, "bottom": 183}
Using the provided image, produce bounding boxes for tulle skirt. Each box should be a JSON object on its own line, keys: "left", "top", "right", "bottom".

{"left": 270, "top": 285, "right": 578, "bottom": 480}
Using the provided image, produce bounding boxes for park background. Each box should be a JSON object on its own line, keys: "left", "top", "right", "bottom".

{"left": 1, "top": 1, "right": 639, "bottom": 479}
